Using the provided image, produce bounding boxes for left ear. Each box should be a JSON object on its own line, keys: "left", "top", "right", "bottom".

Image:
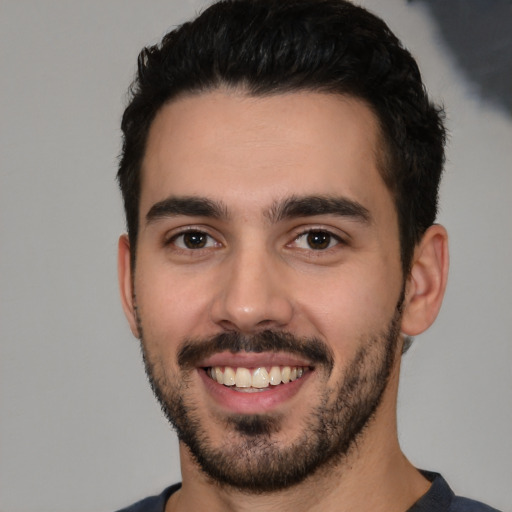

{"left": 118, "top": 234, "right": 141, "bottom": 339}
{"left": 401, "top": 224, "right": 449, "bottom": 336}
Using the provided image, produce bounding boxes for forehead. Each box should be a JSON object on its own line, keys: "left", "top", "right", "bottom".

{"left": 140, "top": 90, "right": 391, "bottom": 218}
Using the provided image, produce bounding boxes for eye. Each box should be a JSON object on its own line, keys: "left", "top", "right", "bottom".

{"left": 293, "top": 230, "right": 341, "bottom": 250}
{"left": 170, "top": 230, "right": 219, "bottom": 250}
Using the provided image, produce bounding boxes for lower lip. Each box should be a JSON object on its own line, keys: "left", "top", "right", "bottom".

{"left": 198, "top": 368, "right": 312, "bottom": 414}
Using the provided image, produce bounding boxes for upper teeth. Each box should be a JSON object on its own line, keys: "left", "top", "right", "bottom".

{"left": 207, "top": 366, "right": 306, "bottom": 388}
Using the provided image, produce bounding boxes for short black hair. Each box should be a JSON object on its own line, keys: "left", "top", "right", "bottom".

{"left": 118, "top": 0, "right": 446, "bottom": 272}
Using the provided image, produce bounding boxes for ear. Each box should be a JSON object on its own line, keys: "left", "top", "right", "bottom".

{"left": 117, "top": 234, "right": 140, "bottom": 338}
{"left": 401, "top": 224, "right": 449, "bottom": 336}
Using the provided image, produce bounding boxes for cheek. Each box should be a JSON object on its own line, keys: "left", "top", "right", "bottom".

{"left": 294, "top": 266, "right": 400, "bottom": 348}
{"left": 134, "top": 264, "right": 215, "bottom": 344}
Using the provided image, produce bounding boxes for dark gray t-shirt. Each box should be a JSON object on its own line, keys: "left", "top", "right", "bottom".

{"left": 115, "top": 471, "right": 501, "bottom": 512}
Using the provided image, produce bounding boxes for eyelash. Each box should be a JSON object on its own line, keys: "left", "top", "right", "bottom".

{"left": 163, "top": 227, "right": 347, "bottom": 254}
{"left": 165, "top": 228, "right": 220, "bottom": 251}
{"left": 290, "top": 229, "right": 346, "bottom": 251}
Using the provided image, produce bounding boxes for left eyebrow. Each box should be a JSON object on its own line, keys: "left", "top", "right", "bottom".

{"left": 266, "top": 195, "right": 372, "bottom": 224}
{"left": 145, "top": 196, "right": 229, "bottom": 225}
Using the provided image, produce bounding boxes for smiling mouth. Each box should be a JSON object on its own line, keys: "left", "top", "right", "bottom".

{"left": 205, "top": 365, "right": 311, "bottom": 392}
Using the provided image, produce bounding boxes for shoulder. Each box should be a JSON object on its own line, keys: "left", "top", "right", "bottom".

{"left": 409, "top": 471, "right": 501, "bottom": 512}
{"left": 114, "top": 483, "right": 181, "bottom": 512}
{"left": 450, "top": 496, "right": 502, "bottom": 512}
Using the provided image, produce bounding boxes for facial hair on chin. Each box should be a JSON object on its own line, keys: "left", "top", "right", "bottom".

{"left": 137, "top": 298, "right": 404, "bottom": 493}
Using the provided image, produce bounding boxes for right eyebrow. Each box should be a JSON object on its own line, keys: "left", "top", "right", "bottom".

{"left": 145, "top": 196, "right": 229, "bottom": 225}
{"left": 266, "top": 194, "right": 372, "bottom": 225}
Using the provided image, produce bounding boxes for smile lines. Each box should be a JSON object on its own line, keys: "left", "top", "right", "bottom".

{"left": 206, "top": 366, "right": 309, "bottom": 390}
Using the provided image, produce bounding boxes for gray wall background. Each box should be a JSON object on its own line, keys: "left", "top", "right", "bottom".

{"left": 1, "top": 1, "right": 511, "bottom": 511}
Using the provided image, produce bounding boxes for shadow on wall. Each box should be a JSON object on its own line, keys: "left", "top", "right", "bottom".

{"left": 409, "top": 0, "right": 512, "bottom": 116}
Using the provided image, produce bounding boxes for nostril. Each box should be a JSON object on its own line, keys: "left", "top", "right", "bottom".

{"left": 209, "top": 267, "right": 294, "bottom": 331}
{"left": 256, "top": 319, "right": 276, "bottom": 328}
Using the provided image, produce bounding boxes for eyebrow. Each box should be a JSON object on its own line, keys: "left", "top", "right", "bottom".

{"left": 145, "top": 196, "right": 229, "bottom": 224}
{"left": 145, "top": 194, "right": 371, "bottom": 226}
{"left": 267, "top": 195, "right": 371, "bottom": 224}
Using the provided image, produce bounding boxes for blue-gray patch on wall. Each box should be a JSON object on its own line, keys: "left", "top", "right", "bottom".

{"left": 410, "top": 0, "right": 512, "bottom": 115}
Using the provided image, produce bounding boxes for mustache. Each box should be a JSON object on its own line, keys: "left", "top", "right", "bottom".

{"left": 178, "top": 330, "right": 334, "bottom": 372}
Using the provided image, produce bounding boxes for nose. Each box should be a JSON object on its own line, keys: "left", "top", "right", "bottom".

{"left": 210, "top": 245, "right": 294, "bottom": 333}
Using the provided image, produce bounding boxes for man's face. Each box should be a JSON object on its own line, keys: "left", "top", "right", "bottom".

{"left": 121, "top": 91, "right": 406, "bottom": 490}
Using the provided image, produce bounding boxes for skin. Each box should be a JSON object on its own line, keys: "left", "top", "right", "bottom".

{"left": 118, "top": 90, "right": 449, "bottom": 512}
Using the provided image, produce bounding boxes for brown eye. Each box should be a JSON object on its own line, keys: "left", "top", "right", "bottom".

{"left": 306, "top": 231, "right": 332, "bottom": 250}
{"left": 183, "top": 232, "right": 207, "bottom": 249}
{"left": 171, "top": 231, "right": 218, "bottom": 250}
{"left": 292, "top": 230, "right": 341, "bottom": 251}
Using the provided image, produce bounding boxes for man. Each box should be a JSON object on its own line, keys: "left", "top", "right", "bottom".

{"left": 115, "top": 1, "right": 499, "bottom": 511}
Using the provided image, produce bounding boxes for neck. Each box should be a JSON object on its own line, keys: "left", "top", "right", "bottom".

{"left": 166, "top": 362, "right": 430, "bottom": 512}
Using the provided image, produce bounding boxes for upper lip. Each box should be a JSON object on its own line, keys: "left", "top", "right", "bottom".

{"left": 198, "top": 351, "right": 314, "bottom": 369}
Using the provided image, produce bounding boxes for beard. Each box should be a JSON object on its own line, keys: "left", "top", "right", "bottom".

{"left": 137, "top": 298, "right": 403, "bottom": 493}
